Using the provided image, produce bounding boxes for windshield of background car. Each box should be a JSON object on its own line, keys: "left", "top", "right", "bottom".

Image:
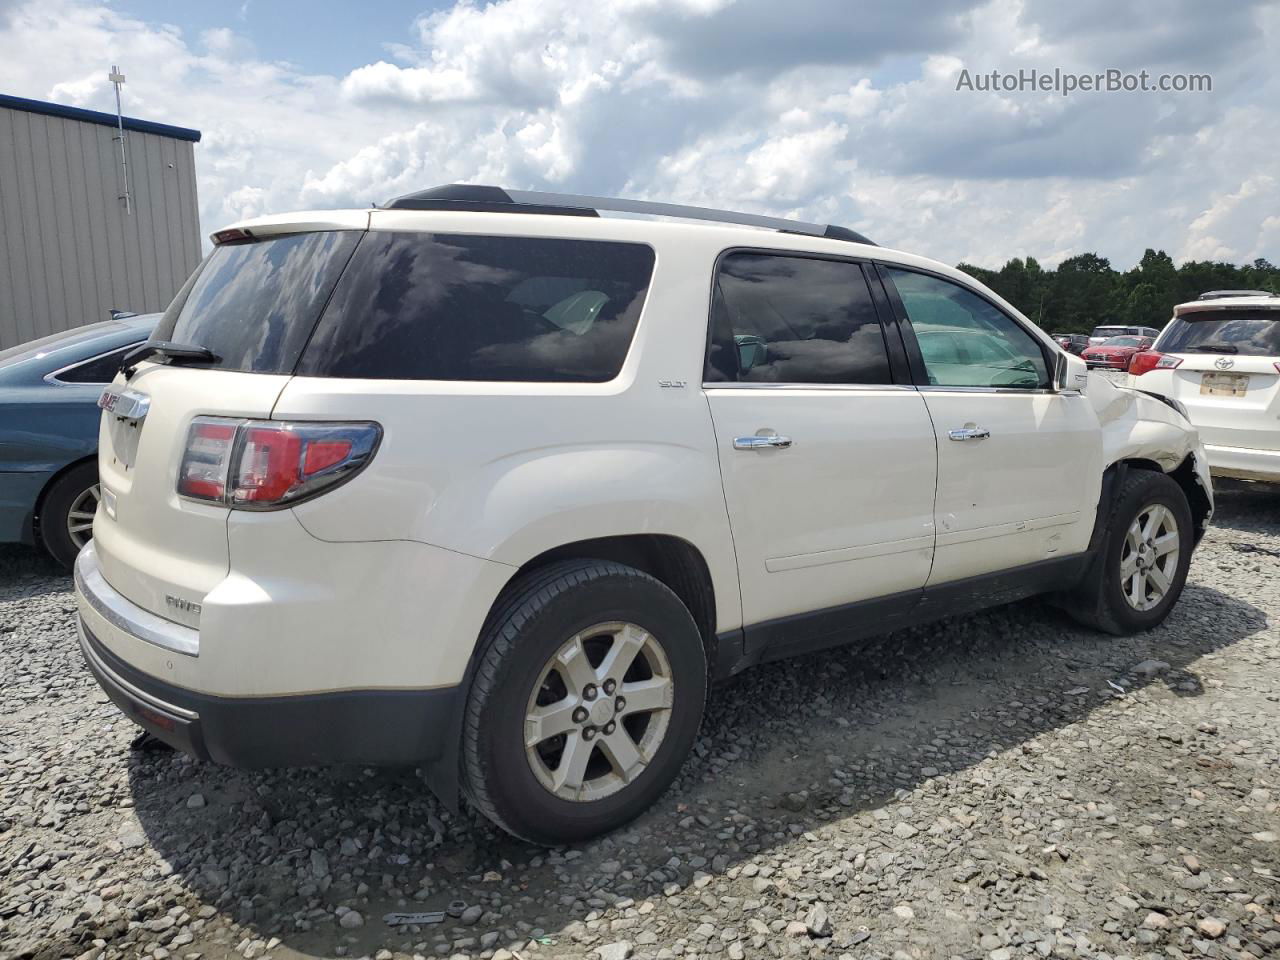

{"left": 1103, "top": 337, "right": 1144, "bottom": 348}
{"left": 1091, "top": 327, "right": 1129, "bottom": 338}
{"left": 1158, "top": 310, "right": 1280, "bottom": 357}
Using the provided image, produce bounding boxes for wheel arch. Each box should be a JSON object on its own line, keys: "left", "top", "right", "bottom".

{"left": 32, "top": 453, "right": 96, "bottom": 531}
{"left": 1102, "top": 454, "right": 1212, "bottom": 546}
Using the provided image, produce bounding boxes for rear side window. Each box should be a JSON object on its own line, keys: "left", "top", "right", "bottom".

{"left": 298, "top": 233, "right": 655, "bottom": 382}
{"left": 1158, "top": 310, "right": 1280, "bottom": 357}
{"left": 154, "top": 231, "right": 361, "bottom": 374}
{"left": 704, "top": 253, "right": 892, "bottom": 384}
{"left": 53, "top": 345, "right": 139, "bottom": 383}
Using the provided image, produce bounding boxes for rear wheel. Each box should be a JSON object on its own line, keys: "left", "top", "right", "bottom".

{"left": 1066, "top": 470, "right": 1193, "bottom": 635}
{"left": 461, "top": 559, "right": 707, "bottom": 844}
{"left": 39, "top": 462, "right": 100, "bottom": 570}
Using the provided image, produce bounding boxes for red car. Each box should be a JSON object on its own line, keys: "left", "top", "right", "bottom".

{"left": 1081, "top": 335, "right": 1155, "bottom": 371}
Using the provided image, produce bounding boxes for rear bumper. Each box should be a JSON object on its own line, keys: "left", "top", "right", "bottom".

{"left": 74, "top": 542, "right": 463, "bottom": 768}
{"left": 78, "top": 616, "right": 462, "bottom": 767}
{"left": 1204, "top": 443, "right": 1280, "bottom": 484}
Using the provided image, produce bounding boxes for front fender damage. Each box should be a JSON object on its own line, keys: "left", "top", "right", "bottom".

{"left": 1088, "top": 374, "right": 1214, "bottom": 538}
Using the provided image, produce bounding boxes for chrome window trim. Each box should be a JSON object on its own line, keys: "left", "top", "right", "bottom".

{"left": 74, "top": 543, "right": 200, "bottom": 657}
{"left": 44, "top": 341, "right": 144, "bottom": 385}
{"left": 702, "top": 382, "right": 917, "bottom": 392}
{"left": 914, "top": 385, "right": 1062, "bottom": 396}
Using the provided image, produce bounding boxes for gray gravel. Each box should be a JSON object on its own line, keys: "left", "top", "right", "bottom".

{"left": 2, "top": 486, "right": 1279, "bottom": 960}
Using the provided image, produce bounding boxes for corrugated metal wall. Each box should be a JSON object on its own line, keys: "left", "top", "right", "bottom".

{"left": 0, "top": 105, "right": 201, "bottom": 349}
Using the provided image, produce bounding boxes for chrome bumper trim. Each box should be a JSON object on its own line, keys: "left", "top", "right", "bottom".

{"left": 74, "top": 543, "right": 200, "bottom": 657}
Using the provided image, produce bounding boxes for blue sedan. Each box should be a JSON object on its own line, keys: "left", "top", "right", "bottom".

{"left": 0, "top": 314, "right": 157, "bottom": 567}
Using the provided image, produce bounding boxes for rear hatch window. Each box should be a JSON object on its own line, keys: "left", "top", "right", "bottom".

{"left": 1159, "top": 310, "right": 1280, "bottom": 357}
{"left": 298, "top": 232, "right": 655, "bottom": 382}
{"left": 152, "top": 231, "right": 361, "bottom": 373}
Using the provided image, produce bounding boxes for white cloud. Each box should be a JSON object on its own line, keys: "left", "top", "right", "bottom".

{"left": 0, "top": 0, "right": 1275, "bottom": 269}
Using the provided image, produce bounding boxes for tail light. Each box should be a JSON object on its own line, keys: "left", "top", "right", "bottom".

{"left": 1129, "top": 351, "right": 1183, "bottom": 376}
{"left": 179, "top": 417, "right": 381, "bottom": 509}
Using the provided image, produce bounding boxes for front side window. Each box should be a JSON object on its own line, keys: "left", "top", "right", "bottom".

{"left": 885, "top": 268, "right": 1049, "bottom": 389}
{"left": 705, "top": 253, "right": 892, "bottom": 384}
{"left": 299, "top": 233, "right": 655, "bottom": 382}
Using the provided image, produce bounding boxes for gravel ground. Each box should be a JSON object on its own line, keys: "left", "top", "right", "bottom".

{"left": 3, "top": 487, "right": 1279, "bottom": 960}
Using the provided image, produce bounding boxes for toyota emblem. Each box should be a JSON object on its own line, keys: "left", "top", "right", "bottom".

{"left": 1214, "top": 356, "right": 1235, "bottom": 370}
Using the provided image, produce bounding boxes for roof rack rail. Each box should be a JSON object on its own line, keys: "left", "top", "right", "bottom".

{"left": 1197, "top": 289, "right": 1275, "bottom": 300}
{"left": 382, "top": 184, "right": 875, "bottom": 246}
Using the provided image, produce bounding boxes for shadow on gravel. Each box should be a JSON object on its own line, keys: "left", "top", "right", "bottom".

{"left": 0, "top": 544, "right": 70, "bottom": 600}
{"left": 120, "top": 577, "right": 1269, "bottom": 958}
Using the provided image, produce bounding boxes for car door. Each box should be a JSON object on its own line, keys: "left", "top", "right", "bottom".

{"left": 879, "top": 265, "right": 1102, "bottom": 586}
{"left": 703, "top": 251, "right": 938, "bottom": 654}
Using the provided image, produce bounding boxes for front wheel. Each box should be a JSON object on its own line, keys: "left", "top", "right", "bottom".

{"left": 1066, "top": 470, "right": 1194, "bottom": 635}
{"left": 461, "top": 560, "right": 707, "bottom": 844}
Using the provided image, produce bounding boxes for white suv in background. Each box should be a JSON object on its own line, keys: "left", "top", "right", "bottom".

{"left": 77, "top": 185, "right": 1212, "bottom": 844}
{"left": 1129, "top": 290, "right": 1280, "bottom": 485}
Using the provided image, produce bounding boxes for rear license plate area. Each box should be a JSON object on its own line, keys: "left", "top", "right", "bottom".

{"left": 1200, "top": 372, "right": 1249, "bottom": 397}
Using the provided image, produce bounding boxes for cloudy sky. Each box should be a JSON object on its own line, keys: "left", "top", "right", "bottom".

{"left": 1, "top": 0, "right": 1276, "bottom": 269}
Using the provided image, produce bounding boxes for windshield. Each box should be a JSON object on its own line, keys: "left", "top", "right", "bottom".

{"left": 1091, "top": 327, "right": 1129, "bottom": 338}
{"left": 1102, "top": 336, "right": 1144, "bottom": 348}
{"left": 153, "top": 231, "right": 361, "bottom": 373}
{"left": 1158, "top": 310, "right": 1280, "bottom": 357}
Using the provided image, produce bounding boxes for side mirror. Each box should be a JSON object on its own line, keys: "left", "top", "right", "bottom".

{"left": 1054, "top": 351, "right": 1089, "bottom": 394}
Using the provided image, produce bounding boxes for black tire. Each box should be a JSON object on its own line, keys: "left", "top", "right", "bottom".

{"left": 1066, "top": 470, "right": 1194, "bottom": 635}
{"left": 461, "top": 559, "right": 707, "bottom": 845}
{"left": 38, "top": 461, "right": 99, "bottom": 570}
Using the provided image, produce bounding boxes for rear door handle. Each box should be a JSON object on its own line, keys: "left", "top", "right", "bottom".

{"left": 734, "top": 434, "right": 793, "bottom": 450}
{"left": 948, "top": 427, "right": 991, "bottom": 441}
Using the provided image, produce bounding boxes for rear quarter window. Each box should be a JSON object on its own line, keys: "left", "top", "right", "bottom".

{"left": 297, "top": 232, "right": 655, "bottom": 383}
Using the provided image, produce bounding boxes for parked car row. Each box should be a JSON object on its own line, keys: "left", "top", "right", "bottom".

{"left": 68, "top": 185, "right": 1214, "bottom": 844}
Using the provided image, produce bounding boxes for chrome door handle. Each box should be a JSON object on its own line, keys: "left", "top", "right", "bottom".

{"left": 734, "top": 434, "right": 793, "bottom": 450}
{"left": 948, "top": 427, "right": 991, "bottom": 441}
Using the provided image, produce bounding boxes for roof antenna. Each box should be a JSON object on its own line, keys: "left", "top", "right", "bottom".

{"left": 109, "top": 65, "right": 132, "bottom": 215}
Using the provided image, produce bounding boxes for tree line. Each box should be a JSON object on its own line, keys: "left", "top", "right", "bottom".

{"left": 956, "top": 250, "right": 1280, "bottom": 335}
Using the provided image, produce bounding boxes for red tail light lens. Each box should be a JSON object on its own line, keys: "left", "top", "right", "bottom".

{"left": 177, "top": 420, "right": 238, "bottom": 501}
{"left": 179, "top": 418, "right": 381, "bottom": 509}
{"left": 1129, "top": 351, "right": 1183, "bottom": 376}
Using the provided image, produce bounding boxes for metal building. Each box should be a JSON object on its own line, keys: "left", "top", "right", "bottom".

{"left": 0, "top": 93, "right": 201, "bottom": 349}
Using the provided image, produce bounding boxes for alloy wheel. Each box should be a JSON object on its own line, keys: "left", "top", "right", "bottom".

{"left": 1120, "top": 503, "right": 1180, "bottom": 612}
{"left": 66, "top": 483, "right": 100, "bottom": 550}
{"left": 524, "top": 621, "right": 675, "bottom": 802}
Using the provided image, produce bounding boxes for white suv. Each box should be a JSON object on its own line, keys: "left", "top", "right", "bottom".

{"left": 76, "top": 185, "right": 1213, "bottom": 844}
{"left": 1128, "top": 290, "right": 1280, "bottom": 485}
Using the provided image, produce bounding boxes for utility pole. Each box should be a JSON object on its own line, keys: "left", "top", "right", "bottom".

{"left": 109, "top": 65, "right": 131, "bottom": 215}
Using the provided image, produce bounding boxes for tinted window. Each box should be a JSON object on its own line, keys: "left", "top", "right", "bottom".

{"left": 54, "top": 345, "right": 139, "bottom": 383}
{"left": 705, "top": 253, "right": 891, "bottom": 384}
{"left": 298, "top": 233, "right": 654, "bottom": 382}
{"left": 886, "top": 268, "right": 1049, "bottom": 389}
{"left": 1157, "top": 310, "right": 1280, "bottom": 357}
{"left": 154, "top": 231, "right": 361, "bottom": 373}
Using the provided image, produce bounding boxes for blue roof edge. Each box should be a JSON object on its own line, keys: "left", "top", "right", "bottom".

{"left": 0, "top": 93, "right": 201, "bottom": 143}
